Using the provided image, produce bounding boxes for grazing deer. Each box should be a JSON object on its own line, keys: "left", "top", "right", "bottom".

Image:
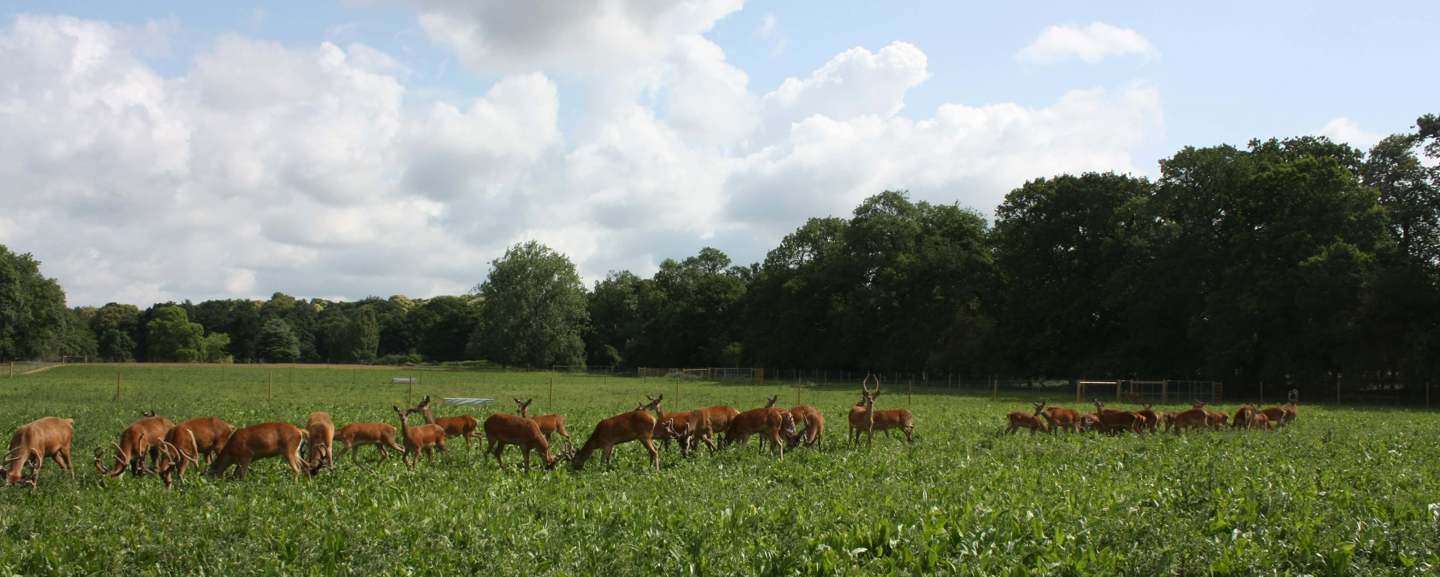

{"left": 1260, "top": 402, "right": 1297, "bottom": 427}
{"left": 335, "top": 421, "right": 404, "bottom": 464}
{"left": 305, "top": 412, "right": 336, "bottom": 473}
{"left": 1170, "top": 402, "right": 1214, "bottom": 433}
{"left": 483, "top": 411, "right": 564, "bottom": 472}
{"left": 1091, "top": 401, "right": 1142, "bottom": 434}
{"left": 5, "top": 417, "right": 75, "bottom": 488}
{"left": 413, "top": 396, "right": 479, "bottom": 449}
{"left": 785, "top": 405, "right": 824, "bottom": 448}
{"left": 155, "top": 417, "right": 234, "bottom": 489}
{"left": 394, "top": 405, "right": 447, "bottom": 470}
{"left": 95, "top": 411, "right": 175, "bottom": 477}
{"left": 694, "top": 405, "right": 740, "bottom": 444}
{"left": 1136, "top": 404, "right": 1159, "bottom": 433}
{"left": 724, "top": 396, "right": 797, "bottom": 460}
{"left": 1248, "top": 411, "right": 1273, "bottom": 430}
{"left": 1040, "top": 404, "right": 1084, "bottom": 433}
{"left": 1006, "top": 402, "right": 1052, "bottom": 434}
{"left": 572, "top": 395, "right": 664, "bottom": 471}
{"left": 514, "top": 398, "right": 572, "bottom": 449}
{"left": 206, "top": 422, "right": 310, "bottom": 480}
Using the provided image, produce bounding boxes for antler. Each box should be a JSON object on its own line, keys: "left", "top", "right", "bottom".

{"left": 862, "top": 373, "right": 877, "bottom": 395}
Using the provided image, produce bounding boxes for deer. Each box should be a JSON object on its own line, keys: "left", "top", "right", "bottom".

{"left": 335, "top": 421, "right": 405, "bottom": 464}
{"left": 1247, "top": 411, "right": 1273, "bottom": 431}
{"left": 785, "top": 405, "right": 824, "bottom": 448}
{"left": 1199, "top": 401, "right": 1230, "bottom": 429}
{"left": 394, "top": 405, "right": 447, "bottom": 470}
{"left": 1040, "top": 404, "right": 1084, "bottom": 433}
{"left": 572, "top": 394, "right": 664, "bottom": 471}
{"left": 412, "top": 395, "right": 479, "bottom": 448}
{"left": 94, "top": 411, "right": 174, "bottom": 478}
{"left": 1169, "top": 401, "right": 1214, "bottom": 433}
{"left": 1260, "top": 402, "right": 1297, "bottom": 427}
{"left": 5, "top": 417, "right": 75, "bottom": 488}
{"left": 514, "top": 398, "right": 573, "bottom": 449}
{"left": 1091, "top": 400, "right": 1142, "bottom": 434}
{"left": 723, "top": 395, "right": 797, "bottom": 460}
{"left": 850, "top": 374, "right": 916, "bottom": 445}
{"left": 483, "top": 410, "right": 566, "bottom": 472}
{"left": 691, "top": 405, "right": 740, "bottom": 451}
{"left": 155, "top": 416, "right": 234, "bottom": 489}
{"left": 206, "top": 422, "right": 310, "bottom": 481}
{"left": 1005, "top": 402, "right": 1052, "bottom": 434}
{"left": 305, "top": 412, "right": 336, "bottom": 473}
{"left": 1232, "top": 405, "right": 1256, "bottom": 430}
{"left": 1136, "top": 404, "right": 1160, "bottom": 433}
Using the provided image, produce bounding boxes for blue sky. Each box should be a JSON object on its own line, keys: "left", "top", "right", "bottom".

{"left": 1, "top": 1, "right": 1435, "bottom": 305}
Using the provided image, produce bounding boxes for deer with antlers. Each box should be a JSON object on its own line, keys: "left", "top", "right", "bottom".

{"left": 95, "top": 410, "right": 174, "bottom": 478}
{"left": 412, "top": 396, "right": 479, "bottom": 449}
{"left": 335, "top": 421, "right": 405, "bottom": 464}
{"left": 155, "top": 416, "right": 234, "bottom": 489}
{"left": 514, "top": 398, "right": 573, "bottom": 449}
{"left": 723, "top": 395, "right": 797, "bottom": 460}
{"left": 571, "top": 394, "right": 664, "bottom": 471}
{"left": 305, "top": 412, "right": 336, "bottom": 473}
{"left": 849, "top": 374, "right": 915, "bottom": 446}
{"left": 1005, "top": 402, "right": 1053, "bottom": 434}
{"left": 6, "top": 417, "right": 74, "bottom": 488}
{"left": 206, "top": 422, "right": 311, "bottom": 480}
{"left": 483, "top": 408, "right": 567, "bottom": 472}
{"left": 394, "top": 405, "right": 447, "bottom": 470}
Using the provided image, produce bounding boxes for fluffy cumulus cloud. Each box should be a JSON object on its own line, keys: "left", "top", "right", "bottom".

{"left": 1315, "top": 117, "right": 1382, "bottom": 152}
{"left": 0, "top": 9, "right": 1164, "bottom": 306}
{"left": 1017, "top": 22, "right": 1157, "bottom": 64}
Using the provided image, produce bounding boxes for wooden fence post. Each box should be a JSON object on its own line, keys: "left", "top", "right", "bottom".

{"left": 114, "top": 365, "right": 121, "bottom": 402}
{"left": 991, "top": 376, "right": 997, "bottom": 401}
{"left": 549, "top": 376, "right": 554, "bottom": 407}
{"left": 268, "top": 369, "right": 273, "bottom": 403}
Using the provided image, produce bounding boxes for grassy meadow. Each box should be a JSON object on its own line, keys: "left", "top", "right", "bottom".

{"left": 1, "top": 364, "right": 1438, "bottom": 576}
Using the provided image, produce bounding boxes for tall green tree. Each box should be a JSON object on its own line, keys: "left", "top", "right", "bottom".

{"left": 146, "top": 305, "right": 208, "bottom": 362}
{"left": 257, "top": 318, "right": 301, "bottom": 363}
{"left": 408, "top": 296, "right": 481, "bottom": 362}
{"left": 468, "top": 241, "right": 589, "bottom": 368}
{"left": 0, "top": 245, "right": 67, "bottom": 360}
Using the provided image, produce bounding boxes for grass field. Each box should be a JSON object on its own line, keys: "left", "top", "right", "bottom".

{"left": 1, "top": 365, "right": 1437, "bottom": 576}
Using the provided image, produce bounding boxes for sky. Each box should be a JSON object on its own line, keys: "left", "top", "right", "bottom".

{"left": 1, "top": 1, "right": 1436, "bottom": 307}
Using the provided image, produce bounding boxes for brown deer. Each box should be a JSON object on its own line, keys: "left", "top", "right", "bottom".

{"left": 514, "top": 398, "right": 573, "bottom": 449}
{"left": 394, "top": 405, "right": 447, "bottom": 470}
{"left": 572, "top": 394, "right": 664, "bottom": 471}
{"left": 94, "top": 411, "right": 175, "bottom": 477}
{"left": 723, "top": 396, "right": 797, "bottom": 460}
{"left": 1170, "top": 402, "right": 1213, "bottom": 433}
{"left": 1201, "top": 402, "right": 1230, "bottom": 429}
{"left": 1136, "top": 404, "right": 1159, "bottom": 433}
{"left": 693, "top": 405, "right": 740, "bottom": 444}
{"left": 1248, "top": 411, "right": 1273, "bottom": 430}
{"left": 206, "top": 422, "right": 310, "bottom": 480}
{"left": 305, "top": 412, "right": 336, "bottom": 473}
{"left": 5, "top": 417, "right": 74, "bottom": 488}
{"left": 412, "top": 395, "right": 479, "bottom": 448}
{"left": 785, "top": 405, "right": 824, "bottom": 448}
{"left": 335, "top": 421, "right": 404, "bottom": 464}
{"left": 1232, "top": 405, "right": 1256, "bottom": 429}
{"left": 155, "top": 416, "right": 234, "bottom": 489}
{"left": 483, "top": 411, "right": 564, "bottom": 472}
{"left": 1041, "top": 404, "right": 1084, "bottom": 433}
{"left": 850, "top": 375, "right": 916, "bottom": 445}
{"left": 1260, "top": 402, "right": 1297, "bottom": 427}
{"left": 1091, "top": 400, "right": 1142, "bottom": 434}
{"left": 1005, "top": 402, "right": 1051, "bottom": 434}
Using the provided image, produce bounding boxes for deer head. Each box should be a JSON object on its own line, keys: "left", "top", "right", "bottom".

{"left": 642, "top": 394, "right": 664, "bottom": 416}
{"left": 1032, "top": 401, "right": 1047, "bottom": 415}
{"left": 764, "top": 395, "right": 778, "bottom": 408}
{"left": 514, "top": 398, "right": 533, "bottom": 417}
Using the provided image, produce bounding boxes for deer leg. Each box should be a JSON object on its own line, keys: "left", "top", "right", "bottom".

{"left": 492, "top": 442, "right": 506, "bottom": 470}
{"left": 642, "top": 437, "right": 659, "bottom": 471}
{"left": 522, "top": 447, "right": 532, "bottom": 473}
{"left": 602, "top": 446, "right": 613, "bottom": 466}
{"left": 29, "top": 451, "right": 45, "bottom": 487}
{"left": 286, "top": 450, "right": 303, "bottom": 481}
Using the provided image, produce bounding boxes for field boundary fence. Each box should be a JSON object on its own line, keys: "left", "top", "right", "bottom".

{"left": 1076, "top": 379, "right": 1222, "bottom": 404}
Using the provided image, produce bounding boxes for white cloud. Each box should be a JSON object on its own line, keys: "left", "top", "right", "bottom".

{"left": 1315, "top": 117, "right": 1382, "bottom": 151}
{"left": 0, "top": 13, "right": 1163, "bottom": 306}
{"left": 1017, "top": 22, "right": 1157, "bottom": 64}
{"left": 754, "top": 12, "right": 786, "bottom": 55}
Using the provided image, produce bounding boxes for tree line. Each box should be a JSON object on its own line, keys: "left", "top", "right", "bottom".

{"left": 2, "top": 115, "right": 1437, "bottom": 401}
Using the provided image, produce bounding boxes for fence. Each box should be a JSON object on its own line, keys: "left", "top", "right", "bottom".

{"left": 637, "top": 367, "right": 765, "bottom": 383}
{"left": 1075, "top": 379, "right": 1222, "bottom": 404}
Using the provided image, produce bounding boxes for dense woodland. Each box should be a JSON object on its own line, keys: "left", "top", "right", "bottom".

{"left": 3, "top": 115, "right": 1438, "bottom": 401}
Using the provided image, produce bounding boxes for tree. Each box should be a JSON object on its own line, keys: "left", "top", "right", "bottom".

{"left": 409, "top": 296, "right": 481, "bottom": 362}
{"left": 59, "top": 307, "right": 98, "bottom": 360}
{"left": 91, "top": 303, "right": 141, "bottom": 361}
{"left": 586, "top": 271, "right": 644, "bottom": 367}
{"left": 468, "top": 241, "right": 589, "bottom": 368}
{"left": 146, "top": 305, "right": 207, "bottom": 362}
{"left": 257, "top": 318, "right": 301, "bottom": 363}
{"left": 0, "top": 245, "right": 67, "bottom": 360}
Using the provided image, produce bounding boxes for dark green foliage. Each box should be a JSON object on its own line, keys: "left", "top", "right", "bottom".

{"left": 469, "top": 241, "right": 589, "bottom": 368}
{"left": 256, "top": 317, "right": 301, "bottom": 363}
{"left": 145, "top": 305, "right": 208, "bottom": 362}
{"left": 0, "top": 246, "right": 67, "bottom": 360}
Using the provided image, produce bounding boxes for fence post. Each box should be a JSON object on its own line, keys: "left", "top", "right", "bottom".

{"left": 549, "top": 375, "right": 554, "bottom": 406}
{"left": 268, "top": 369, "right": 273, "bottom": 403}
{"left": 9, "top": 361, "right": 13, "bottom": 378}
{"left": 908, "top": 378, "right": 913, "bottom": 407}
{"left": 1336, "top": 373, "right": 1342, "bottom": 405}
{"left": 1162, "top": 380, "right": 1169, "bottom": 404}
{"left": 991, "top": 376, "right": 997, "bottom": 401}
{"left": 114, "top": 365, "right": 121, "bottom": 402}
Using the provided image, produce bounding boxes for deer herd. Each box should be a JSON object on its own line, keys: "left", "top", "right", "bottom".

{"left": 3, "top": 374, "right": 914, "bottom": 489}
{"left": 3, "top": 375, "right": 1304, "bottom": 490}
{"left": 1005, "top": 399, "right": 1299, "bottom": 435}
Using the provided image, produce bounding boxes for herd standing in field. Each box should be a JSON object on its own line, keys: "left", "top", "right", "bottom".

{"left": 1, "top": 374, "right": 914, "bottom": 489}
{"left": 1004, "top": 399, "right": 1299, "bottom": 435}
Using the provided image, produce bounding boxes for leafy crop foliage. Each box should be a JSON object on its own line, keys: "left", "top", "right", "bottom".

{"left": 1, "top": 365, "right": 1437, "bottom": 576}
